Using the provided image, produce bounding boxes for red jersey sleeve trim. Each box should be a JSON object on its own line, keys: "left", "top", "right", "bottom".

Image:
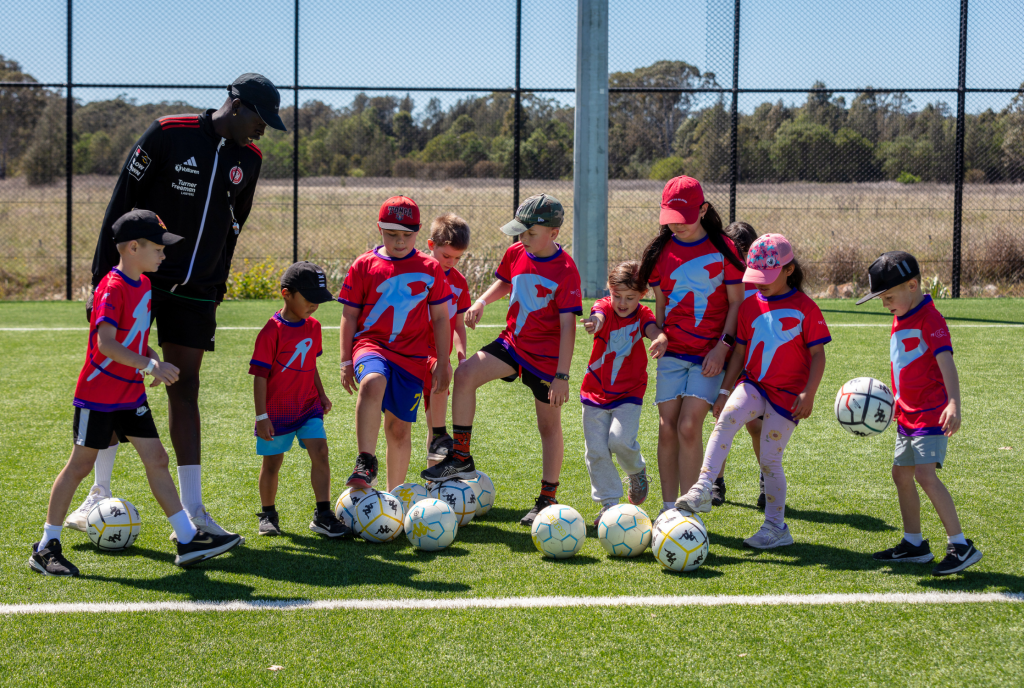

{"left": 246, "top": 143, "right": 263, "bottom": 158}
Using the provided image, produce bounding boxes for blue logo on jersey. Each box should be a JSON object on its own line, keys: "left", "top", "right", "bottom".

{"left": 666, "top": 253, "right": 723, "bottom": 327}
{"left": 510, "top": 274, "right": 559, "bottom": 336}
{"left": 282, "top": 338, "right": 313, "bottom": 371}
{"left": 588, "top": 321, "right": 641, "bottom": 385}
{"left": 88, "top": 291, "right": 151, "bottom": 381}
{"left": 447, "top": 283, "right": 463, "bottom": 320}
{"left": 358, "top": 273, "right": 434, "bottom": 342}
{"left": 890, "top": 329, "right": 927, "bottom": 400}
{"left": 745, "top": 308, "right": 804, "bottom": 380}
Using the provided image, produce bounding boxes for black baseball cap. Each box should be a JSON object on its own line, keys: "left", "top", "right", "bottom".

{"left": 228, "top": 73, "right": 287, "bottom": 131}
{"left": 111, "top": 209, "right": 183, "bottom": 246}
{"left": 856, "top": 251, "right": 921, "bottom": 305}
{"left": 281, "top": 261, "right": 333, "bottom": 303}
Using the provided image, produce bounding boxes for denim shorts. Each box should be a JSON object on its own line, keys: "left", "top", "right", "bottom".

{"left": 654, "top": 355, "right": 725, "bottom": 406}
{"left": 256, "top": 416, "right": 326, "bottom": 456}
{"left": 355, "top": 353, "right": 423, "bottom": 422}
{"left": 894, "top": 433, "right": 948, "bottom": 468}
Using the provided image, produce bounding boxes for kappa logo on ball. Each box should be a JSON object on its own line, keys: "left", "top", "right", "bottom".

{"left": 229, "top": 166, "right": 244, "bottom": 184}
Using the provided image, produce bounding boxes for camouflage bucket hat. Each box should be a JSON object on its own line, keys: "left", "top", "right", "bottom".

{"left": 500, "top": 194, "right": 564, "bottom": 236}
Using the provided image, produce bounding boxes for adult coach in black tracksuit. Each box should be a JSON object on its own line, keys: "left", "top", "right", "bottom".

{"left": 81, "top": 74, "right": 286, "bottom": 540}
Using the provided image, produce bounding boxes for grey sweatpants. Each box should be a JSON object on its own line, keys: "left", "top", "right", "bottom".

{"left": 582, "top": 403, "right": 646, "bottom": 505}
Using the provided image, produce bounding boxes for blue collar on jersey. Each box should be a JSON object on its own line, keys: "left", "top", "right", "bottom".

{"left": 896, "top": 294, "right": 933, "bottom": 322}
{"left": 111, "top": 267, "right": 141, "bottom": 288}
{"left": 274, "top": 311, "right": 305, "bottom": 327}
{"left": 373, "top": 246, "right": 417, "bottom": 261}
{"left": 671, "top": 234, "right": 708, "bottom": 248}
{"left": 757, "top": 287, "right": 797, "bottom": 302}
{"left": 526, "top": 243, "right": 564, "bottom": 262}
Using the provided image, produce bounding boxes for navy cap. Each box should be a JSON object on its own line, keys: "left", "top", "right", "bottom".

{"left": 281, "top": 261, "right": 333, "bottom": 304}
{"left": 228, "top": 73, "right": 286, "bottom": 131}
{"left": 111, "top": 209, "right": 183, "bottom": 246}
{"left": 856, "top": 251, "right": 921, "bottom": 305}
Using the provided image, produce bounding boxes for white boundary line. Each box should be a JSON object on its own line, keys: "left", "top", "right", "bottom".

{"left": 1, "top": 592, "right": 1021, "bottom": 615}
{"left": 1, "top": 323, "right": 1021, "bottom": 332}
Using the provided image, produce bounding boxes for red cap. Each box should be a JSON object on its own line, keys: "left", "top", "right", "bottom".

{"left": 378, "top": 195, "right": 421, "bottom": 231}
{"left": 659, "top": 176, "right": 704, "bottom": 225}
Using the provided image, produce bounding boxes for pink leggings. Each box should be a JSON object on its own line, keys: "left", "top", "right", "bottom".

{"left": 697, "top": 382, "right": 797, "bottom": 525}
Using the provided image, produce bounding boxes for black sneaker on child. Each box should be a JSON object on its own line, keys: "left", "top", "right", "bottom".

{"left": 931, "top": 539, "right": 983, "bottom": 576}
{"left": 346, "top": 452, "right": 378, "bottom": 489}
{"left": 309, "top": 509, "right": 354, "bottom": 538}
{"left": 520, "top": 495, "right": 557, "bottom": 527}
{"left": 711, "top": 476, "right": 727, "bottom": 507}
{"left": 757, "top": 472, "right": 766, "bottom": 510}
{"left": 257, "top": 510, "right": 281, "bottom": 536}
{"left": 872, "top": 538, "right": 934, "bottom": 564}
{"left": 421, "top": 453, "right": 477, "bottom": 482}
{"left": 427, "top": 434, "right": 454, "bottom": 463}
{"left": 28, "top": 539, "right": 79, "bottom": 577}
{"left": 174, "top": 529, "right": 242, "bottom": 567}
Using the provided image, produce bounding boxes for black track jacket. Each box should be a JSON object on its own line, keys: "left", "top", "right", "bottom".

{"left": 90, "top": 110, "right": 263, "bottom": 300}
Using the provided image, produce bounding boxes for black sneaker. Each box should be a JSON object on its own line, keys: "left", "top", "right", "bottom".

{"left": 257, "top": 511, "right": 281, "bottom": 536}
{"left": 873, "top": 538, "right": 934, "bottom": 564}
{"left": 757, "top": 473, "right": 766, "bottom": 510}
{"left": 174, "top": 528, "right": 242, "bottom": 567}
{"left": 931, "top": 540, "right": 983, "bottom": 576}
{"left": 421, "top": 453, "right": 477, "bottom": 482}
{"left": 309, "top": 509, "right": 354, "bottom": 538}
{"left": 346, "top": 452, "right": 378, "bottom": 489}
{"left": 427, "top": 434, "right": 454, "bottom": 463}
{"left": 28, "top": 539, "right": 79, "bottom": 577}
{"left": 711, "top": 476, "right": 727, "bottom": 507}
{"left": 520, "top": 495, "right": 557, "bottom": 527}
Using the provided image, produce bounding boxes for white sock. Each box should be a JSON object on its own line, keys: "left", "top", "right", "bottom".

{"left": 92, "top": 443, "right": 118, "bottom": 493}
{"left": 903, "top": 532, "right": 923, "bottom": 547}
{"left": 177, "top": 465, "right": 203, "bottom": 516}
{"left": 41, "top": 523, "right": 62, "bottom": 548}
{"left": 664, "top": 501, "right": 675, "bottom": 511}
{"left": 168, "top": 509, "right": 198, "bottom": 545}
{"left": 947, "top": 532, "right": 967, "bottom": 546}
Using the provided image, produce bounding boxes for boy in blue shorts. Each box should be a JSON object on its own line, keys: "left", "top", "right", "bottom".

{"left": 251, "top": 261, "right": 351, "bottom": 538}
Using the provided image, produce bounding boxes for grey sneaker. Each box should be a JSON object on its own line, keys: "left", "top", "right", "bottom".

{"left": 626, "top": 468, "right": 649, "bottom": 505}
{"left": 64, "top": 484, "right": 111, "bottom": 532}
{"left": 675, "top": 484, "right": 712, "bottom": 513}
{"left": 170, "top": 506, "right": 245, "bottom": 545}
{"left": 743, "top": 521, "right": 794, "bottom": 549}
{"left": 257, "top": 510, "right": 281, "bottom": 536}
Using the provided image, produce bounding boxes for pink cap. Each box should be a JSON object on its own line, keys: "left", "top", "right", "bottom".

{"left": 659, "top": 176, "right": 704, "bottom": 225}
{"left": 743, "top": 233, "right": 794, "bottom": 284}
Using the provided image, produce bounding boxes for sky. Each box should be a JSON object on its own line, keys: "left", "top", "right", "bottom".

{"left": 1, "top": 0, "right": 1021, "bottom": 117}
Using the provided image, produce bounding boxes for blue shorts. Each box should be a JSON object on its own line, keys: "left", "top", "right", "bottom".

{"left": 355, "top": 354, "right": 422, "bottom": 423}
{"left": 256, "top": 416, "right": 326, "bottom": 456}
{"left": 654, "top": 355, "right": 725, "bottom": 406}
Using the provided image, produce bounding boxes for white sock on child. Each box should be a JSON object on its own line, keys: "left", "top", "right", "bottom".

{"left": 947, "top": 532, "right": 967, "bottom": 546}
{"left": 168, "top": 509, "right": 198, "bottom": 545}
{"left": 903, "top": 532, "right": 923, "bottom": 547}
{"left": 41, "top": 523, "right": 62, "bottom": 548}
{"left": 177, "top": 465, "right": 203, "bottom": 516}
{"left": 92, "top": 443, "right": 118, "bottom": 492}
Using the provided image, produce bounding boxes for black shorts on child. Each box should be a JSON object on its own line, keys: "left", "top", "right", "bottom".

{"left": 72, "top": 404, "right": 159, "bottom": 449}
{"left": 480, "top": 339, "right": 551, "bottom": 403}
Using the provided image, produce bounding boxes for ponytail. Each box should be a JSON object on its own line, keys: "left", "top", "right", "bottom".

{"left": 787, "top": 257, "right": 805, "bottom": 293}
{"left": 637, "top": 225, "right": 673, "bottom": 288}
{"left": 702, "top": 203, "right": 745, "bottom": 272}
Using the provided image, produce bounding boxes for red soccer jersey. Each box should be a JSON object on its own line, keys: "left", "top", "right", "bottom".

{"left": 495, "top": 243, "right": 583, "bottom": 379}
{"left": 432, "top": 264, "right": 472, "bottom": 353}
{"left": 648, "top": 234, "right": 744, "bottom": 361}
{"left": 249, "top": 312, "right": 324, "bottom": 435}
{"left": 736, "top": 289, "right": 832, "bottom": 423}
{"left": 340, "top": 247, "right": 453, "bottom": 379}
{"left": 889, "top": 296, "right": 953, "bottom": 436}
{"left": 74, "top": 268, "right": 152, "bottom": 412}
{"left": 580, "top": 297, "right": 658, "bottom": 408}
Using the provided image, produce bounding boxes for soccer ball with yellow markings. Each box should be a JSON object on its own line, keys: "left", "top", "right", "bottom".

{"left": 597, "top": 504, "right": 652, "bottom": 557}
{"left": 335, "top": 487, "right": 375, "bottom": 530}
{"left": 404, "top": 498, "right": 459, "bottom": 551}
{"left": 355, "top": 490, "right": 405, "bottom": 543}
{"left": 87, "top": 497, "right": 141, "bottom": 551}
{"left": 427, "top": 481, "right": 476, "bottom": 527}
{"left": 652, "top": 512, "right": 709, "bottom": 572}
{"left": 390, "top": 482, "right": 428, "bottom": 515}
{"left": 531, "top": 504, "right": 586, "bottom": 559}
{"left": 464, "top": 471, "right": 495, "bottom": 517}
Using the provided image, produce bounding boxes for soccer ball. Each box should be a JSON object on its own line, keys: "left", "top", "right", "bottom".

{"left": 835, "top": 377, "right": 895, "bottom": 437}
{"left": 427, "top": 481, "right": 477, "bottom": 527}
{"left": 652, "top": 507, "right": 704, "bottom": 534}
{"left": 597, "top": 504, "right": 653, "bottom": 557}
{"left": 390, "top": 482, "right": 428, "bottom": 515}
{"left": 404, "top": 498, "right": 459, "bottom": 551}
{"left": 354, "top": 490, "right": 405, "bottom": 543}
{"left": 334, "top": 487, "right": 375, "bottom": 530}
{"left": 87, "top": 497, "right": 141, "bottom": 551}
{"left": 531, "top": 504, "right": 586, "bottom": 559}
{"left": 464, "top": 471, "right": 495, "bottom": 517}
{"left": 652, "top": 513, "right": 709, "bottom": 572}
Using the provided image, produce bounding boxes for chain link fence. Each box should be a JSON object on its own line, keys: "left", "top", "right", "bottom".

{"left": 1, "top": 0, "right": 1022, "bottom": 300}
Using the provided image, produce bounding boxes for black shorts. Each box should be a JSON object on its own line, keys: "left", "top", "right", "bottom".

{"left": 73, "top": 404, "right": 159, "bottom": 450}
{"left": 152, "top": 287, "right": 218, "bottom": 352}
{"left": 480, "top": 339, "right": 552, "bottom": 403}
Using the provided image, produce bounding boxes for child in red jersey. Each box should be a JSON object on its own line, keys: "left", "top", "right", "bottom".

{"left": 579, "top": 261, "right": 668, "bottom": 526}
{"left": 422, "top": 194, "right": 582, "bottom": 527}
{"left": 857, "top": 251, "right": 982, "bottom": 576}
{"left": 678, "top": 234, "right": 830, "bottom": 550}
{"left": 339, "top": 196, "right": 452, "bottom": 490}
{"left": 636, "top": 177, "right": 747, "bottom": 517}
{"left": 250, "top": 261, "right": 351, "bottom": 539}
{"left": 29, "top": 210, "right": 241, "bottom": 577}
{"left": 422, "top": 214, "right": 473, "bottom": 467}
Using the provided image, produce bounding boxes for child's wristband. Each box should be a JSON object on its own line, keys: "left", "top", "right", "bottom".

{"left": 143, "top": 359, "right": 156, "bottom": 375}
{"left": 719, "top": 388, "right": 732, "bottom": 397}
{"left": 340, "top": 360, "right": 353, "bottom": 370}
{"left": 255, "top": 413, "right": 269, "bottom": 422}
{"left": 475, "top": 298, "right": 487, "bottom": 307}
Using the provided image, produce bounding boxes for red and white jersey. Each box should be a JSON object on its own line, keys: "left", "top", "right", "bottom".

{"left": 426, "top": 262, "right": 471, "bottom": 354}
{"left": 495, "top": 243, "right": 582, "bottom": 379}
{"left": 340, "top": 247, "right": 453, "bottom": 379}
{"left": 744, "top": 284, "right": 759, "bottom": 301}
{"left": 581, "top": 297, "right": 657, "bottom": 408}
{"left": 736, "top": 289, "right": 831, "bottom": 423}
{"left": 648, "top": 234, "right": 743, "bottom": 362}
{"left": 249, "top": 312, "right": 324, "bottom": 435}
{"left": 889, "top": 296, "right": 953, "bottom": 436}
{"left": 74, "top": 268, "right": 152, "bottom": 412}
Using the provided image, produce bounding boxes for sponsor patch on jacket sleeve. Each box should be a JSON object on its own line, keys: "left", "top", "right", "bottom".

{"left": 127, "top": 146, "right": 152, "bottom": 181}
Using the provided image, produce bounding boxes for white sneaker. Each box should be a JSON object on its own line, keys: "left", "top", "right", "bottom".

{"left": 675, "top": 484, "right": 712, "bottom": 513}
{"left": 169, "top": 506, "right": 245, "bottom": 544}
{"left": 64, "top": 485, "right": 111, "bottom": 532}
{"left": 743, "top": 521, "right": 794, "bottom": 549}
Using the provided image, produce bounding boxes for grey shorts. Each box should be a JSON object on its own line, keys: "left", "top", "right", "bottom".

{"left": 894, "top": 434, "right": 948, "bottom": 468}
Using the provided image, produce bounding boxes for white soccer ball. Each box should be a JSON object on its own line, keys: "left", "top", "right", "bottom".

{"left": 653, "top": 507, "right": 705, "bottom": 534}
{"left": 390, "top": 482, "right": 428, "bottom": 515}
{"left": 652, "top": 513, "right": 709, "bottom": 572}
{"left": 531, "top": 504, "right": 586, "bottom": 559}
{"left": 87, "top": 497, "right": 141, "bottom": 551}
{"left": 463, "top": 471, "right": 495, "bottom": 517}
{"left": 335, "top": 487, "right": 375, "bottom": 530}
{"left": 427, "top": 481, "right": 477, "bottom": 527}
{"left": 354, "top": 490, "right": 405, "bottom": 543}
{"left": 404, "top": 498, "right": 459, "bottom": 551}
{"left": 835, "top": 377, "right": 895, "bottom": 437}
{"left": 597, "top": 504, "right": 653, "bottom": 557}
